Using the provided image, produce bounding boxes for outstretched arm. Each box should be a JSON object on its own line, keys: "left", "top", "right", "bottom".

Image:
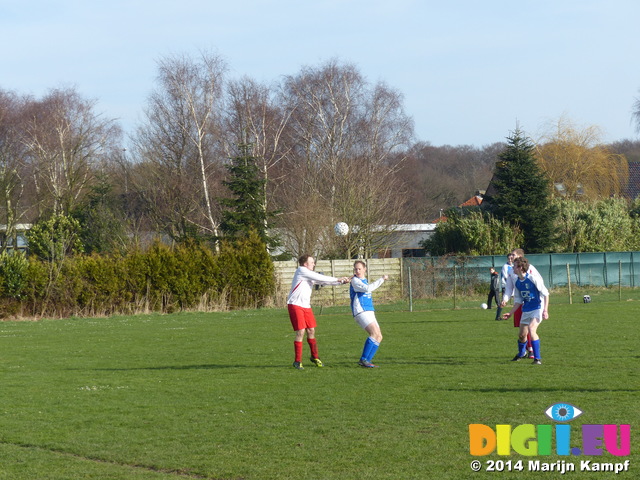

{"left": 351, "top": 275, "right": 388, "bottom": 293}
{"left": 302, "top": 269, "right": 345, "bottom": 286}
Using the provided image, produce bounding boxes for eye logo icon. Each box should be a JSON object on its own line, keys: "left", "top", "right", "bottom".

{"left": 545, "top": 403, "right": 583, "bottom": 422}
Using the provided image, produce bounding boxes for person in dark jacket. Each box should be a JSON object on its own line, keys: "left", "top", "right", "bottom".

{"left": 487, "top": 267, "right": 502, "bottom": 320}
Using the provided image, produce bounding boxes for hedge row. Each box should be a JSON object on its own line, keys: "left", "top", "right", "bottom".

{"left": 0, "top": 233, "right": 275, "bottom": 319}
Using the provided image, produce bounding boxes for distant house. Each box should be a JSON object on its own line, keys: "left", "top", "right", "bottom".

{"left": 458, "top": 192, "right": 484, "bottom": 208}
{"left": 431, "top": 191, "right": 485, "bottom": 223}
{"left": 0, "top": 224, "right": 31, "bottom": 253}
{"left": 370, "top": 224, "right": 437, "bottom": 258}
{"left": 274, "top": 191, "right": 489, "bottom": 260}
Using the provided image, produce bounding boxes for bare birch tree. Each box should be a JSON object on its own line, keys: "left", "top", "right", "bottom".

{"left": 224, "top": 77, "right": 292, "bottom": 238}
{"left": 131, "top": 51, "right": 227, "bottom": 245}
{"left": 0, "top": 90, "right": 30, "bottom": 252}
{"left": 276, "top": 59, "right": 413, "bottom": 257}
{"left": 21, "top": 87, "right": 120, "bottom": 218}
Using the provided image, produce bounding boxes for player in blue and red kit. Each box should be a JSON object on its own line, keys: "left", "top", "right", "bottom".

{"left": 350, "top": 260, "right": 388, "bottom": 368}
{"left": 502, "top": 257, "right": 550, "bottom": 365}
{"left": 501, "top": 248, "right": 542, "bottom": 357}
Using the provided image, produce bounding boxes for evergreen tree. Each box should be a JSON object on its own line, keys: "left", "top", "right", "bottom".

{"left": 483, "top": 128, "right": 557, "bottom": 253}
{"left": 72, "top": 175, "right": 128, "bottom": 254}
{"left": 220, "top": 144, "right": 280, "bottom": 252}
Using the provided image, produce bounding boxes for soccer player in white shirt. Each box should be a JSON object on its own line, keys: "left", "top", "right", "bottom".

{"left": 500, "top": 252, "right": 515, "bottom": 295}
{"left": 287, "top": 254, "right": 349, "bottom": 370}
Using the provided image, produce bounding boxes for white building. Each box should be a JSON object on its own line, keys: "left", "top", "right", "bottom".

{"left": 369, "top": 224, "right": 437, "bottom": 258}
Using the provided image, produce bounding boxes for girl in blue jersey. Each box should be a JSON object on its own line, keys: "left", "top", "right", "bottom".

{"left": 502, "top": 257, "right": 550, "bottom": 365}
{"left": 350, "top": 260, "right": 388, "bottom": 368}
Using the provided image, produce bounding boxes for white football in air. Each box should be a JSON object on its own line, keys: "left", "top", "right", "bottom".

{"left": 334, "top": 222, "right": 349, "bottom": 236}
{"left": 481, "top": 303, "right": 488, "bottom": 309}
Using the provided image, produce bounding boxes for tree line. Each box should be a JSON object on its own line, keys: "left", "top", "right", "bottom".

{"left": 424, "top": 128, "right": 640, "bottom": 255}
{"left": 1, "top": 52, "right": 640, "bottom": 262}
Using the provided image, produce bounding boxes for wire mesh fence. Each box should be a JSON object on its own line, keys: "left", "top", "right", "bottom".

{"left": 273, "top": 252, "right": 640, "bottom": 311}
{"left": 402, "top": 252, "right": 640, "bottom": 310}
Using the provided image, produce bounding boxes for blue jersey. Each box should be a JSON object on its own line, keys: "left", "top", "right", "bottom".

{"left": 350, "top": 276, "right": 384, "bottom": 317}
{"left": 514, "top": 273, "right": 549, "bottom": 312}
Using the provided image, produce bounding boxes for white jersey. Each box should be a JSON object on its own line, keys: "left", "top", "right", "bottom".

{"left": 502, "top": 264, "right": 543, "bottom": 304}
{"left": 287, "top": 266, "right": 342, "bottom": 308}
{"left": 500, "top": 262, "right": 512, "bottom": 289}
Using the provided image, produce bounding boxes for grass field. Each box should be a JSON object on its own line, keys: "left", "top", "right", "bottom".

{"left": 0, "top": 297, "right": 637, "bottom": 479}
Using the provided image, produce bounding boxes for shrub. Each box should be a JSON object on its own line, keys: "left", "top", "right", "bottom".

{"left": 216, "top": 231, "right": 275, "bottom": 308}
{"left": 423, "top": 209, "right": 524, "bottom": 255}
{"left": 553, "top": 198, "right": 637, "bottom": 252}
{"left": 0, "top": 251, "right": 29, "bottom": 298}
{"left": 1, "top": 234, "right": 275, "bottom": 318}
{"left": 26, "top": 214, "right": 84, "bottom": 261}
{"left": 74, "top": 255, "right": 130, "bottom": 314}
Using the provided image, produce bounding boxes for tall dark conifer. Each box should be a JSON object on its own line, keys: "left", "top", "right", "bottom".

{"left": 483, "top": 128, "right": 557, "bottom": 253}
{"left": 220, "top": 143, "right": 279, "bottom": 252}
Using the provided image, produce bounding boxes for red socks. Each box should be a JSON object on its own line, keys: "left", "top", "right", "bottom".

{"left": 307, "top": 338, "right": 319, "bottom": 359}
{"left": 294, "top": 338, "right": 319, "bottom": 362}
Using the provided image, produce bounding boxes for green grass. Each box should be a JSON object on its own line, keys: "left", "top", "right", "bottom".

{"left": 0, "top": 300, "right": 637, "bottom": 479}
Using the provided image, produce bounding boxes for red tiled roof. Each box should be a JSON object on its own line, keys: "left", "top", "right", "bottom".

{"left": 458, "top": 195, "right": 483, "bottom": 207}
{"left": 430, "top": 195, "right": 483, "bottom": 222}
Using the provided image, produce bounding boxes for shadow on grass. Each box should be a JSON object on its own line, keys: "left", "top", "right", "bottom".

{"left": 80, "top": 361, "right": 417, "bottom": 371}
{"left": 76, "top": 364, "right": 284, "bottom": 371}
{"left": 389, "top": 319, "right": 481, "bottom": 325}
{"left": 441, "top": 386, "right": 639, "bottom": 393}
{"left": 388, "top": 357, "right": 470, "bottom": 365}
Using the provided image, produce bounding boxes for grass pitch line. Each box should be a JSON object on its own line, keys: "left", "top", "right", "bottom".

{"left": 0, "top": 439, "right": 213, "bottom": 479}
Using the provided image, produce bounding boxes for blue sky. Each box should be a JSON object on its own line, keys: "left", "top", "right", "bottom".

{"left": 2, "top": 0, "right": 640, "bottom": 147}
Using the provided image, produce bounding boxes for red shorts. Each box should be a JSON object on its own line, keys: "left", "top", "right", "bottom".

{"left": 513, "top": 304, "right": 523, "bottom": 327}
{"left": 288, "top": 304, "right": 317, "bottom": 331}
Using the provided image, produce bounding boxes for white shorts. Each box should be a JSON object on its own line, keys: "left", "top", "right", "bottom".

{"left": 520, "top": 309, "right": 543, "bottom": 326}
{"left": 354, "top": 311, "right": 377, "bottom": 330}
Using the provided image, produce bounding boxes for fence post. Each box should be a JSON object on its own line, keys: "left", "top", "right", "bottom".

{"left": 431, "top": 257, "right": 436, "bottom": 296}
{"left": 408, "top": 265, "right": 413, "bottom": 312}
{"left": 566, "top": 263, "right": 572, "bottom": 305}
{"left": 331, "top": 260, "right": 336, "bottom": 306}
{"left": 453, "top": 266, "right": 457, "bottom": 309}
{"left": 619, "top": 260, "right": 622, "bottom": 302}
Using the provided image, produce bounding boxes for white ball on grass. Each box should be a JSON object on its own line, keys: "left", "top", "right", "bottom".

{"left": 481, "top": 303, "right": 488, "bottom": 309}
